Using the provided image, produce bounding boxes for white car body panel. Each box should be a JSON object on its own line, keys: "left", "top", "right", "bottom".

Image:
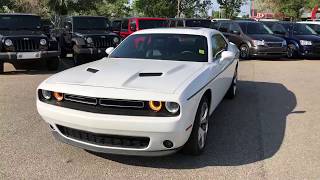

{"left": 37, "top": 28, "right": 239, "bottom": 156}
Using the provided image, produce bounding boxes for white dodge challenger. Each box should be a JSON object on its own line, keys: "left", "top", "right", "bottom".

{"left": 37, "top": 28, "right": 239, "bottom": 156}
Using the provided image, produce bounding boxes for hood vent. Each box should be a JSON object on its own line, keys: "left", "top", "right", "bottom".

{"left": 139, "top": 72, "right": 163, "bottom": 77}
{"left": 87, "top": 68, "right": 99, "bottom": 73}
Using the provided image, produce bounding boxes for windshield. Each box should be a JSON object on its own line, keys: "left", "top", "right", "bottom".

{"left": 110, "top": 34, "right": 208, "bottom": 62}
{"left": 138, "top": 20, "right": 168, "bottom": 29}
{"left": 185, "top": 20, "right": 212, "bottom": 28}
{"left": 242, "top": 23, "right": 273, "bottom": 34}
{"left": 73, "top": 17, "right": 109, "bottom": 31}
{"left": 0, "top": 15, "right": 41, "bottom": 30}
{"left": 292, "top": 24, "right": 317, "bottom": 35}
{"left": 307, "top": 24, "right": 320, "bottom": 34}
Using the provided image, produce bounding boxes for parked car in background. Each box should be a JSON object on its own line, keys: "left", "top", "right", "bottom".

{"left": 0, "top": 13, "right": 60, "bottom": 74}
{"left": 168, "top": 18, "right": 212, "bottom": 28}
{"left": 111, "top": 17, "right": 168, "bottom": 39}
{"left": 213, "top": 20, "right": 287, "bottom": 59}
{"left": 262, "top": 21, "right": 320, "bottom": 58}
{"left": 298, "top": 21, "right": 320, "bottom": 35}
{"left": 37, "top": 28, "right": 239, "bottom": 156}
{"left": 52, "top": 16, "right": 120, "bottom": 65}
{"left": 40, "top": 18, "right": 54, "bottom": 38}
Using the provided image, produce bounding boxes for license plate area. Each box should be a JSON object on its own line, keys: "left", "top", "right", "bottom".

{"left": 17, "top": 52, "right": 41, "bottom": 59}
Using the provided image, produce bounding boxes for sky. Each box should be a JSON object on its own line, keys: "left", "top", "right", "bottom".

{"left": 210, "top": 0, "right": 250, "bottom": 16}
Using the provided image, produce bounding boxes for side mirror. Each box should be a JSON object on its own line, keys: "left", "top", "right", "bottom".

{"left": 220, "top": 51, "right": 235, "bottom": 61}
{"left": 130, "top": 24, "right": 136, "bottom": 32}
{"left": 231, "top": 30, "right": 240, "bottom": 35}
{"left": 105, "top": 47, "right": 115, "bottom": 55}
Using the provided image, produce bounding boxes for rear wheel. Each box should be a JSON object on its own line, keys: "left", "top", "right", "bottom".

{"left": 0, "top": 60, "right": 4, "bottom": 74}
{"left": 240, "top": 44, "right": 250, "bottom": 60}
{"left": 182, "top": 96, "right": 210, "bottom": 155}
{"left": 46, "top": 57, "right": 60, "bottom": 71}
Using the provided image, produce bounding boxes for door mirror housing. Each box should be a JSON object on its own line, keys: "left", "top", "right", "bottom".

{"left": 130, "top": 24, "right": 136, "bottom": 32}
{"left": 220, "top": 51, "right": 235, "bottom": 62}
{"left": 105, "top": 47, "right": 115, "bottom": 55}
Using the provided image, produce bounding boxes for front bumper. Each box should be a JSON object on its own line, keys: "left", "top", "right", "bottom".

{"left": 250, "top": 46, "right": 287, "bottom": 57}
{"left": 0, "top": 50, "right": 59, "bottom": 61}
{"left": 37, "top": 100, "right": 195, "bottom": 156}
{"left": 299, "top": 45, "right": 320, "bottom": 58}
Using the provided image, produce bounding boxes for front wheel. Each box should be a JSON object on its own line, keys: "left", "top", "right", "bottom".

{"left": 240, "top": 44, "right": 250, "bottom": 60}
{"left": 182, "top": 96, "right": 210, "bottom": 155}
{"left": 46, "top": 58, "right": 60, "bottom": 71}
{"left": 287, "top": 44, "right": 298, "bottom": 58}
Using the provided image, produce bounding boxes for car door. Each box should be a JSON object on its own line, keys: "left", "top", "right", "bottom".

{"left": 207, "top": 34, "right": 234, "bottom": 110}
{"left": 119, "top": 19, "right": 130, "bottom": 39}
{"left": 228, "top": 23, "right": 243, "bottom": 47}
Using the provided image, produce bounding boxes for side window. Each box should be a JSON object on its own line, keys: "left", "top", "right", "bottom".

{"left": 229, "top": 23, "right": 241, "bottom": 33}
{"left": 121, "top": 19, "right": 129, "bottom": 31}
{"left": 272, "top": 24, "right": 286, "bottom": 34}
{"left": 169, "top": 20, "right": 176, "bottom": 27}
{"left": 212, "top": 22, "right": 220, "bottom": 30}
{"left": 212, "top": 34, "right": 228, "bottom": 59}
{"left": 219, "top": 22, "right": 230, "bottom": 33}
{"left": 111, "top": 20, "right": 121, "bottom": 31}
{"left": 177, "top": 20, "right": 184, "bottom": 27}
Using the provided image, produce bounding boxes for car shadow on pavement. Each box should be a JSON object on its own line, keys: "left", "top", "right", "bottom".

{"left": 89, "top": 80, "right": 298, "bottom": 169}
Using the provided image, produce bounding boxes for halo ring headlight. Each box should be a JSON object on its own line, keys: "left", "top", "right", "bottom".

{"left": 41, "top": 90, "right": 52, "bottom": 100}
{"left": 165, "top": 102, "right": 180, "bottom": 114}
{"left": 86, "top": 37, "right": 93, "bottom": 44}
{"left": 4, "top": 39, "right": 13, "bottom": 46}
{"left": 40, "top": 39, "right": 47, "bottom": 46}
{"left": 53, "top": 92, "right": 64, "bottom": 102}
{"left": 113, "top": 37, "right": 120, "bottom": 43}
{"left": 149, "top": 101, "right": 162, "bottom": 112}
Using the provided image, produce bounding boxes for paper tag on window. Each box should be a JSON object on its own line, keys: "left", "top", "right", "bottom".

{"left": 199, "top": 49, "right": 205, "bottom": 54}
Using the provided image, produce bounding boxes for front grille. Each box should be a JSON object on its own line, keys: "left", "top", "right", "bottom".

{"left": 93, "top": 37, "right": 113, "bottom": 48}
{"left": 266, "top": 42, "right": 283, "bottom": 48}
{"left": 64, "top": 94, "right": 144, "bottom": 109}
{"left": 57, "top": 125, "right": 150, "bottom": 149}
{"left": 14, "top": 39, "right": 40, "bottom": 52}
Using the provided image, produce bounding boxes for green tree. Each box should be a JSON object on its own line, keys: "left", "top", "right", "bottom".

{"left": 96, "top": 0, "right": 131, "bottom": 18}
{"left": 278, "top": 0, "right": 305, "bottom": 20}
{"left": 133, "top": 0, "right": 177, "bottom": 17}
{"left": 217, "top": 0, "right": 244, "bottom": 18}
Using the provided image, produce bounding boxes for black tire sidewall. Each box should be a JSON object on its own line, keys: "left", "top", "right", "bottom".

{"left": 0, "top": 60, "right": 3, "bottom": 74}
{"left": 240, "top": 44, "right": 250, "bottom": 60}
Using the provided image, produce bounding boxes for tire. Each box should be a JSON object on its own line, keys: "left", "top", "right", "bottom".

{"left": 239, "top": 44, "right": 250, "bottom": 60}
{"left": 182, "top": 96, "right": 210, "bottom": 155}
{"left": 46, "top": 57, "right": 60, "bottom": 71}
{"left": 0, "top": 60, "right": 4, "bottom": 74}
{"left": 287, "top": 44, "right": 298, "bottom": 58}
{"left": 226, "top": 67, "right": 238, "bottom": 99}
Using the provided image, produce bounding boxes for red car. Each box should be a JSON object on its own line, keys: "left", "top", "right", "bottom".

{"left": 111, "top": 17, "right": 168, "bottom": 39}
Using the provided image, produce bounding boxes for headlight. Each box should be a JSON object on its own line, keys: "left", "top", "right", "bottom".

{"left": 113, "top": 37, "right": 120, "bottom": 44}
{"left": 282, "top": 40, "right": 287, "bottom": 46}
{"left": 53, "top": 92, "right": 64, "bottom": 102}
{"left": 40, "top": 39, "right": 47, "bottom": 46}
{"left": 41, "top": 90, "right": 52, "bottom": 100}
{"left": 165, "top": 102, "right": 180, "bottom": 114}
{"left": 300, "top": 40, "right": 312, "bottom": 46}
{"left": 252, "top": 40, "right": 265, "bottom": 46}
{"left": 149, "top": 101, "right": 162, "bottom": 112}
{"left": 86, "top": 37, "right": 93, "bottom": 44}
{"left": 4, "top": 39, "right": 13, "bottom": 46}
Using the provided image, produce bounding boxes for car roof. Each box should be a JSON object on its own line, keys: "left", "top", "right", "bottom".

{"left": 133, "top": 27, "right": 219, "bottom": 37}
{"left": 71, "top": 15, "right": 106, "bottom": 18}
{"left": 0, "top": 13, "right": 39, "bottom": 16}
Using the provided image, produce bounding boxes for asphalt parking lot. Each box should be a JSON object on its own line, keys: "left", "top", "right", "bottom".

{"left": 1, "top": 58, "right": 320, "bottom": 179}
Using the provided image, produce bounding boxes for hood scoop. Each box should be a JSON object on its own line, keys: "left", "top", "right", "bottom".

{"left": 87, "top": 68, "right": 99, "bottom": 73}
{"left": 139, "top": 72, "right": 163, "bottom": 77}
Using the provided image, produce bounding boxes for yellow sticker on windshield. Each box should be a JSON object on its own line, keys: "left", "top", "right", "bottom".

{"left": 199, "top": 49, "right": 205, "bottom": 54}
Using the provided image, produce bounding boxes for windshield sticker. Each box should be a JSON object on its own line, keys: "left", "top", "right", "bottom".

{"left": 199, "top": 49, "right": 205, "bottom": 54}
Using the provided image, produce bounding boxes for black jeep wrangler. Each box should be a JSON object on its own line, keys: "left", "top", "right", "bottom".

{"left": 53, "top": 16, "right": 120, "bottom": 65}
{"left": 0, "top": 14, "right": 60, "bottom": 73}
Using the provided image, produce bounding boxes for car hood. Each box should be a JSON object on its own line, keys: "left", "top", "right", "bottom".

{"left": 247, "top": 34, "right": 285, "bottom": 42}
{"left": 74, "top": 30, "right": 117, "bottom": 37}
{"left": 46, "top": 58, "right": 206, "bottom": 94}
{"left": 293, "top": 35, "right": 320, "bottom": 42}
{"left": 0, "top": 30, "right": 45, "bottom": 37}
